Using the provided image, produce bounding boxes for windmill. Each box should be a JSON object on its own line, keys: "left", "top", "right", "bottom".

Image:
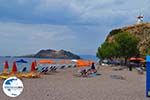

{"left": 136, "top": 14, "right": 144, "bottom": 24}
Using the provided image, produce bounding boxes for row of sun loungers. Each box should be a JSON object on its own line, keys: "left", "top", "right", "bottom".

{"left": 38, "top": 64, "right": 76, "bottom": 73}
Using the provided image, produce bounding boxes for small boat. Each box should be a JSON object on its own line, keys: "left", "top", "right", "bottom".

{"left": 16, "top": 59, "right": 28, "bottom": 63}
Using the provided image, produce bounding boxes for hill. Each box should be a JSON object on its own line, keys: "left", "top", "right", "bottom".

{"left": 106, "top": 23, "right": 150, "bottom": 56}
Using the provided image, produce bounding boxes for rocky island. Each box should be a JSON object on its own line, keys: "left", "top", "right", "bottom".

{"left": 19, "top": 49, "right": 80, "bottom": 59}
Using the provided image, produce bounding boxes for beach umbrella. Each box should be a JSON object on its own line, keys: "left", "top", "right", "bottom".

{"left": 65, "top": 60, "right": 71, "bottom": 64}
{"left": 30, "top": 61, "right": 36, "bottom": 72}
{"left": 58, "top": 60, "right": 71, "bottom": 64}
{"left": 88, "top": 60, "right": 94, "bottom": 65}
{"left": 34, "top": 60, "right": 37, "bottom": 67}
{"left": 38, "top": 59, "right": 55, "bottom": 64}
{"left": 129, "top": 57, "right": 137, "bottom": 61}
{"left": 2, "top": 61, "right": 9, "bottom": 74}
{"left": 58, "top": 60, "right": 66, "bottom": 64}
{"left": 76, "top": 60, "right": 93, "bottom": 67}
{"left": 129, "top": 57, "right": 145, "bottom": 61}
{"left": 136, "top": 58, "right": 145, "bottom": 61}
{"left": 11, "top": 62, "right": 18, "bottom": 74}
{"left": 4, "top": 61, "right": 9, "bottom": 69}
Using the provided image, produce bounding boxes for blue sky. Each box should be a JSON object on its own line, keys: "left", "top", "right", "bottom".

{"left": 0, "top": 0, "right": 150, "bottom": 56}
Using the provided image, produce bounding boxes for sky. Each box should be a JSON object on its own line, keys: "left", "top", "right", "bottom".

{"left": 0, "top": 0, "right": 150, "bottom": 56}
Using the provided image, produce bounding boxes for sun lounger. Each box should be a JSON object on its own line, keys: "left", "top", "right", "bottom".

{"left": 22, "top": 67, "right": 27, "bottom": 72}
{"left": 50, "top": 66, "right": 55, "bottom": 71}
{"left": 41, "top": 67, "right": 49, "bottom": 73}
{"left": 51, "top": 66, "right": 57, "bottom": 72}
{"left": 60, "top": 65, "right": 65, "bottom": 69}
{"left": 68, "top": 65, "right": 72, "bottom": 68}
{"left": 136, "top": 67, "right": 144, "bottom": 74}
{"left": 49, "top": 66, "right": 53, "bottom": 71}
{"left": 54, "top": 67, "right": 58, "bottom": 71}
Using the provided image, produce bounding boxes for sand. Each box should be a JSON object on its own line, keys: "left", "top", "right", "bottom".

{"left": 0, "top": 65, "right": 149, "bottom": 100}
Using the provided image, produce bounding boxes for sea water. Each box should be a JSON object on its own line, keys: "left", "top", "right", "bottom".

{"left": 0, "top": 56, "right": 98, "bottom": 72}
{"left": 0, "top": 57, "right": 42, "bottom": 72}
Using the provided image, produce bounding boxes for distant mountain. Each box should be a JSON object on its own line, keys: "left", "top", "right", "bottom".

{"left": 17, "top": 54, "right": 34, "bottom": 58}
{"left": 19, "top": 49, "right": 80, "bottom": 59}
{"left": 0, "top": 56, "right": 12, "bottom": 58}
{"left": 80, "top": 55, "right": 98, "bottom": 61}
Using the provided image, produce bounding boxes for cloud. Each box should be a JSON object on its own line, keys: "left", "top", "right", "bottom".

{"left": 0, "top": 22, "right": 78, "bottom": 41}
{"left": 0, "top": 0, "right": 149, "bottom": 26}
{"left": 0, "top": 0, "right": 150, "bottom": 55}
{"left": 0, "top": 22, "right": 78, "bottom": 55}
{"left": 0, "top": 21, "right": 109, "bottom": 55}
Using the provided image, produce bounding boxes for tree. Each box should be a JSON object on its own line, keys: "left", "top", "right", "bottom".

{"left": 97, "top": 41, "right": 119, "bottom": 59}
{"left": 114, "top": 32, "right": 139, "bottom": 64}
{"left": 97, "top": 31, "right": 139, "bottom": 65}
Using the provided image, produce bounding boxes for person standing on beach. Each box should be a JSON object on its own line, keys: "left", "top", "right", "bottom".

{"left": 129, "top": 62, "right": 133, "bottom": 71}
{"left": 91, "top": 62, "right": 95, "bottom": 69}
{"left": 91, "top": 62, "right": 97, "bottom": 73}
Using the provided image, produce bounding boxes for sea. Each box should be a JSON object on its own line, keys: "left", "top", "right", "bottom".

{"left": 0, "top": 56, "right": 98, "bottom": 72}
{"left": 0, "top": 57, "right": 41, "bottom": 72}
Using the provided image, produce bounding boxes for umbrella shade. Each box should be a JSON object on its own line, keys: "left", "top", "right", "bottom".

{"left": 30, "top": 62, "right": 36, "bottom": 72}
{"left": 58, "top": 60, "right": 65, "bottom": 64}
{"left": 11, "top": 62, "right": 18, "bottom": 73}
{"left": 76, "top": 60, "right": 93, "bottom": 67}
{"left": 38, "top": 59, "right": 55, "bottom": 64}
{"left": 4, "top": 61, "right": 9, "bottom": 69}
{"left": 136, "top": 58, "right": 145, "bottom": 61}
{"left": 58, "top": 60, "right": 71, "bottom": 64}
{"left": 129, "top": 57, "right": 145, "bottom": 61}
{"left": 65, "top": 60, "right": 72, "bottom": 64}
{"left": 129, "top": 57, "right": 137, "bottom": 61}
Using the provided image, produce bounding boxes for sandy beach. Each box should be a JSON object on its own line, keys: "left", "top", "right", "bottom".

{"left": 0, "top": 65, "right": 148, "bottom": 100}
